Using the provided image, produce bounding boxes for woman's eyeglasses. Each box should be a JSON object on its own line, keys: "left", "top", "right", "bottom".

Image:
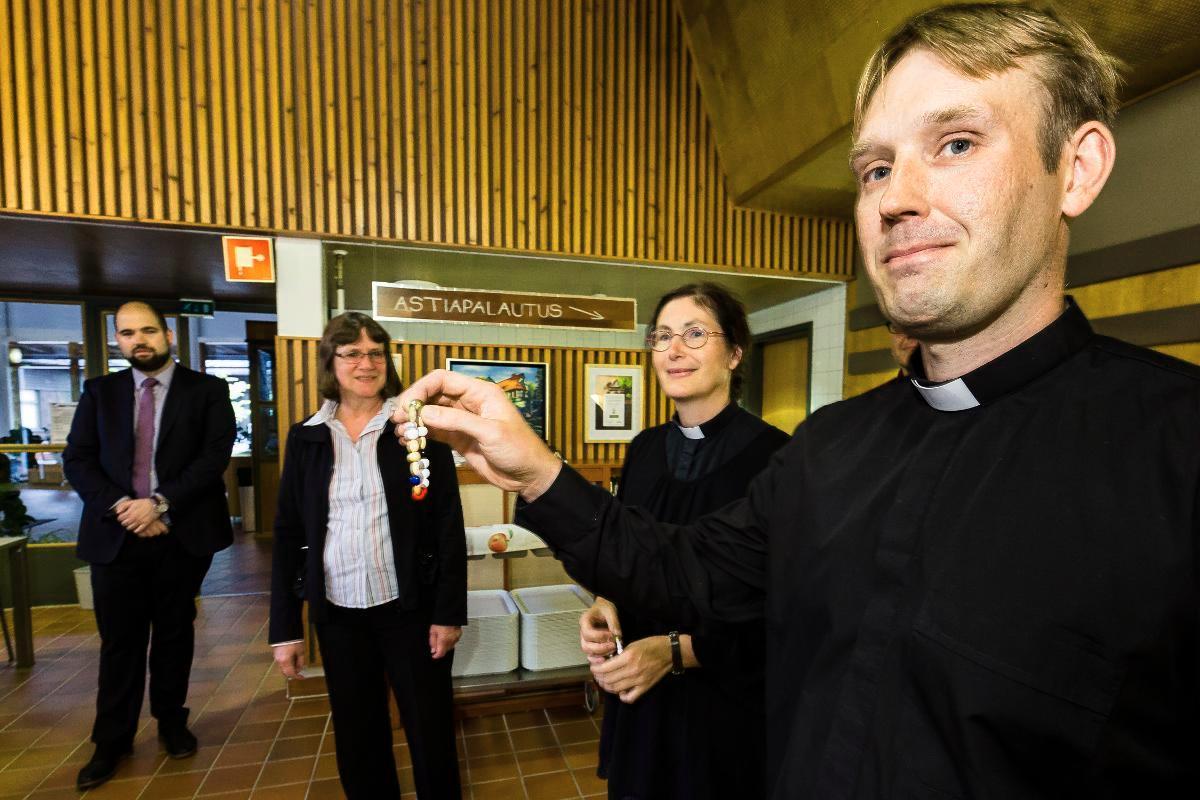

{"left": 646, "top": 327, "right": 725, "bottom": 352}
{"left": 334, "top": 349, "right": 387, "bottom": 363}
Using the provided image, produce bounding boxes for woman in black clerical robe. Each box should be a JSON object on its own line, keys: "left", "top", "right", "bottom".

{"left": 581, "top": 283, "right": 790, "bottom": 800}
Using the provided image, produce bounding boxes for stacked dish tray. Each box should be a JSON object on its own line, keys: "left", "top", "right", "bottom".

{"left": 509, "top": 584, "right": 593, "bottom": 671}
{"left": 451, "top": 589, "right": 520, "bottom": 677}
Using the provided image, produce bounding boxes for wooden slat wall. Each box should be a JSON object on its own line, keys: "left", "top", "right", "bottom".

{"left": 0, "top": 0, "right": 854, "bottom": 278}
{"left": 276, "top": 336, "right": 674, "bottom": 466}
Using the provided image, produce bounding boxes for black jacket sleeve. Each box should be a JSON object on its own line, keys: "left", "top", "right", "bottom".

{"left": 430, "top": 444, "right": 468, "bottom": 626}
{"left": 155, "top": 377, "right": 236, "bottom": 509}
{"left": 516, "top": 449, "right": 783, "bottom": 627}
{"left": 269, "top": 426, "right": 307, "bottom": 644}
{"left": 62, "top": 378, "right": 128, "bottom": 514}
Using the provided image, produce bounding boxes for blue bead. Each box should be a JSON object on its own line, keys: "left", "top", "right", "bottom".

{"left": 409, "top": 475, "right": 421, "bottom": 486}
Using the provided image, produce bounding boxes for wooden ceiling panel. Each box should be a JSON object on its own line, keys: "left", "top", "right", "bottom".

{"left": 680, "top": 0, "right": 1200, "bottom": 218}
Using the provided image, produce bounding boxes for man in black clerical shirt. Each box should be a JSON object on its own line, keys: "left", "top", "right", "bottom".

{"left": 397, "top": 4, "right": 1200, "bottom": 797}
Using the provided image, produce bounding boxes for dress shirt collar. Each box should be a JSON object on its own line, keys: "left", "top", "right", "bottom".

{"left": 672, "top": 401, "right": 738, "bottom": 440}
{"left": 305, "top": 397, "right": 397, "bottom": 431}
{"left": 907, "top": 297, "right": 1093, "bottom": 412}
{"left": 132, "top": 359, "right": 176, "bottom": 392}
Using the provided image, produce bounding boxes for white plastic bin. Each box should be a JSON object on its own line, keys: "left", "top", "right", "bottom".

{"left": 74, "top": 566, "right": 93, "bottom": 610}
{"left": 451, "top": 589, "right": 520, "bottom": 677}
{"left": 510, "top": 584, "right": 593, "bottom": 671}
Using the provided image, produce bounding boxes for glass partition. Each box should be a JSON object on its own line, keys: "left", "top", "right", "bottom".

{"left": 1, "top": 300, "right": 87, "bottom": 544}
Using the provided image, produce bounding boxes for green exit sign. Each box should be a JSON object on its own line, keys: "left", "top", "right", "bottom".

{"left": 179, "top": 298, "right": 216, "bottom": 318}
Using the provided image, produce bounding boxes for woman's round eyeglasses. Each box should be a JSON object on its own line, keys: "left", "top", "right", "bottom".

{"left": 646, "top": 327, "right": 726, "bottom": 352}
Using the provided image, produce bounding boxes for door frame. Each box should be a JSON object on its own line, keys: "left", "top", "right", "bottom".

{"left": 744, "top": 322, "right": 814, "bottom": 422}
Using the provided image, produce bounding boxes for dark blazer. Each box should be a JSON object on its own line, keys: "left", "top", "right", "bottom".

{"left": 63, "top": 365, "right": 237, "bottom": 564}
{"left": 268, "top": 416, "right": 468, "bottom": 644}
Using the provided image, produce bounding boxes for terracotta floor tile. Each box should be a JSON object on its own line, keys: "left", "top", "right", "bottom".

{"left": 463, "top": 731, "right": 512, "bottom": 758}
{"left": 213, "top": 740, "right": 273, "bottom": 768}
{"left": 470, "top": 777, "right": 527, "bottom": 800}
{"left": 199, "top": 763, "right": 262, "bottom": 794}
{"left": 515, "top": 747, "right": 567, "bottom": 776}
{"left": 24, "top": 787, "right": 79, "bottom": 800}
{"left": 312, "top": 753, "right": 339, "bottom": 781}
{"left": 504, "top": 710, "right": 550, "bottom": 730}
{"left": 255, "top": 755, "right": 314, "bottom": 787}
{"left": 546, "top": 707, "right": 593, "bottom": 725}
{"left": 156, "top": 744, "right": 220, "bottom": 773}
{"left": 509, "top": 725, "right": 558, "bottom": 752}
{"left": 571, "top": 767, "right": 607, "bottom": 796}
{"left": 523, "top": 770, "right": 581, "bottom": 799}
{"left": 466, "top": 753, "right": 520, "bottom": 783}
{"left": 305, "top": 777, "right": 346, "bottom": 799}
{"left": 196, "top": 791, "right": 252, "bottom": 800}
{"left": 227, "top": 720, "right": 283, "bottom": 744}
{"left": 250, "top": 784, "right": 310, "bottom": 799}
{"left": 559, "top": 742, "right": 599, "bottom": 771}
{"left": 461, "top": 714, "right": 508, "bottom": 736}
{"left": 277, "top": 715, "right": 327, "bottom": 739}
{"left": 552, "top": 721, "right": 598, "bottom": 746}
{"left": 81, "top": 776, "right": 153, "bottom": 799}
{"left": 397, "top": 765, "right": 415, "bottom": 793}
{"left": 266, "top": 734, "right": 321, "bottom": 761}
{"left": 285, "top": 698, "right": 331, "bottom": 719}
{"left": 0, "top": 765, "right": 51, "bottom": 795}
{"left": 0, "top": 728, "right": 48, "bottom": 750}
{"left": 141, "top": 769, "right": 209, "bottom": 799}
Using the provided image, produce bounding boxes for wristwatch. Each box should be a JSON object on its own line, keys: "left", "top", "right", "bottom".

{"left": 667, "top": 630, "right": 684, "bottom": 675}
{"left": 152, "top": 494, "right": 170, "bottom": 516}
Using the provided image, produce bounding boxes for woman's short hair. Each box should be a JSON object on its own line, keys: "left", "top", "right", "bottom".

{"left": 317, "top": 312, "right": 403, "bottom": 401}
{"left": 650, "top": 282, "right": 751, "bottom": 401}
{"left": 854, "top": 2, "right": 1122, "bottom": 173}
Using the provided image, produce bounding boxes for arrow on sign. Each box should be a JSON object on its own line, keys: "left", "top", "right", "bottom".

{"left": 568, "top": 305, "right": 604, "bottom": 320}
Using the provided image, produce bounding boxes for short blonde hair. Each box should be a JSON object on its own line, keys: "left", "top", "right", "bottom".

{"left": 854, "top": 2, "right": 1123, "bottom": 172}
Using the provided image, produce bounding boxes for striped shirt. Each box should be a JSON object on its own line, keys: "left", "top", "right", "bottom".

{"left": 305, "top": 398, "right": 400, "bottom": 609}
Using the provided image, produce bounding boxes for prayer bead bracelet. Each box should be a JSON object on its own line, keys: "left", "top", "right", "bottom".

{"left": 403, "top": 400, "right": 431, "bottom": 500}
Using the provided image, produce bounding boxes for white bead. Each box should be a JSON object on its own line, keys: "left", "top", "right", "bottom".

{"left": 406, "top": 440, "right": 420, "bottom": 452}
{"left": 410, "top": 463, "right": 421, "bottom": 476}
{"left": 406, "top": 452, "right": 421, "bottom": 463}
{"left": 421, "top": 469, "right": 430, "bottom": 478}
{"left": 420, "top": 478, "right": 430, "bottom": 488}
{"left": 419, "top": 458, "right": 430, "bottom": 468}
{"left": 417, "top": 425, "right": 428, "bottom": 437}
{"left": 403, "top": 427, "right": 419, "bottom": 441}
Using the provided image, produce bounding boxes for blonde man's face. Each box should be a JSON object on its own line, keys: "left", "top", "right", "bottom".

{"left": 850, "top": 50, "right": 1068, "bottom": 342}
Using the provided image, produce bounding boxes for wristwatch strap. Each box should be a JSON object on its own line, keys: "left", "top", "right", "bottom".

{"left": 668, "top": 630, "right": 684, "bottom": 675}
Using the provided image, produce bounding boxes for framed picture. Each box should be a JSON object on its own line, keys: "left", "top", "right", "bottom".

{"left": 447, "top": 358, "right": 550, "bottom": 441}
{"left": 584, "top": 364, "right": 643, "bottom": 443}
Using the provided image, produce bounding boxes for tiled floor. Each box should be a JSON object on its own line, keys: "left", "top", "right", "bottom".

{"left": 0, "top": 596, "right": 606, "bottom": 799}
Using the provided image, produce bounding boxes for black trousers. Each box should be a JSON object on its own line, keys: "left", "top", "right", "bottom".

{"left": 89, "top": 533, "right": 212, "bottom": 751}
{"left": 316, "top": 600, "right": 461, "bottom": 800}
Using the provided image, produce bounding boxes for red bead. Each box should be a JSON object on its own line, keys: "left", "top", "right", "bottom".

{"left": 411, "top": 486, "right": 428, "bottom": 501}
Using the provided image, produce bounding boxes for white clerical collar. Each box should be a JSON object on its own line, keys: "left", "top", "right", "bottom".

{"left": 905, "top": 299, "right": 1093, "bottom": 412}
{"left": 676, "top": 424, "right": 705, "bottom": 440}
{"left": 909, "top": 377, "right": 980, "bottom": 411}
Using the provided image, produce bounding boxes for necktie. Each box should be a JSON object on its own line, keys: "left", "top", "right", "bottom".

{"left": 132, "top": 377, "right": 158, "bottom": 499}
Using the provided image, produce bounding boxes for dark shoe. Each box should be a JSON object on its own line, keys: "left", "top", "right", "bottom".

{"left": 76, "top": 746, "right": 129, "bottom": 791}
{"left": 157, "top": 725, "right": 198, "bottom": 759}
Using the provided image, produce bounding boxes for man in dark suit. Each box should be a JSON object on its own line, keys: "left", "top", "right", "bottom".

{"left": 63, "top": 301, "right": 236, "bottom": 790}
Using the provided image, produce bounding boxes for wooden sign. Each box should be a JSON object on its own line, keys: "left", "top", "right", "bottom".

{"left": 373, "top": 283, "right": 637, "bottom": 331}
{"left": 222, "top": 235, "right": 275, "bottom": 282}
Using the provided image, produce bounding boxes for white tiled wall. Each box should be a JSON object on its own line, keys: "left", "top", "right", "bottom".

{"left": 748, "top": 283, "right": 847, "bottom": 412}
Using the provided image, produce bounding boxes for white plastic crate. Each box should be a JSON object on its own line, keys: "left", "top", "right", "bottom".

{"left": 451, "top": 589, "right": 520, "bottom": 677}
{"left": 510, "top": 584, "right": 593, "bottom": 671}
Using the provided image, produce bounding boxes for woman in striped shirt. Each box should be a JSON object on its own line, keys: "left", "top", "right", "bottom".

{"left": 269, "top": 312, "right": 467, "bottom": 799}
